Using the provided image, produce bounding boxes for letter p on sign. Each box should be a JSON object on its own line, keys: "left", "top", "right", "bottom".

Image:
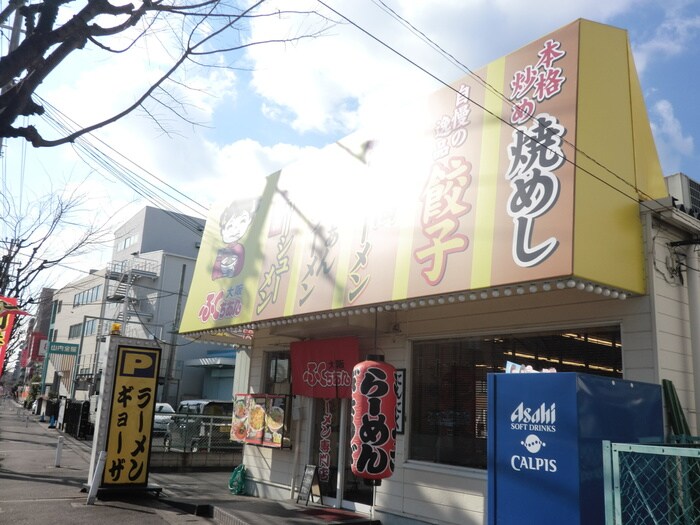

{"left": 119, "top": 349, "right": 157, "bottom": 378}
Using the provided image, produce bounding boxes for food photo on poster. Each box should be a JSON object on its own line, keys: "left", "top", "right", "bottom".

{"left": 263, "top": 396, "right": 287, "bottom": 448}
{"left": 231, "top": 395, "right": 250, "bottom": 443}
{"left": 247, "top": 398, "right": 266, "bottom": 443}
{"left": 231, "top": 393, "right": 291, "bottom": 448}
{"left": 506, "top": 360, "right": 558, "bottom": 374}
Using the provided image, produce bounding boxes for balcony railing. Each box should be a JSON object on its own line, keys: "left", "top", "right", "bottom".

{"left": 107, "top": 257, "right": 160, "bottom": 279}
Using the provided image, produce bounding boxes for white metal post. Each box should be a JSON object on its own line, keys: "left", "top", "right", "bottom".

{"left": 87, "top": 451, "right": 106, "bottom": 505}
{"left": 55, "top": 436, "right": 64, "bottom": 467}
{"left": 336, "top": 397, "right": 348, "bottom": 507}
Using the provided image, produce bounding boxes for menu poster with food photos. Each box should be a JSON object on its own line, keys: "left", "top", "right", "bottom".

{"left": 247, "top": 395, "right": 268, "bottom": 444}
{"left": 262, "top": 395, "right": 287, "bottom": 448}
{"left": 232, "top": 393, "right": 289, "bottom": 448}
{"left": 231, "top": 395, "right": 249, "bottom": 443}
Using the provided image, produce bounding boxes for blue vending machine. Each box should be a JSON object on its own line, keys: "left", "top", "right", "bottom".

{"left": 487, "top": 372, "right": 663, "bottom": 525}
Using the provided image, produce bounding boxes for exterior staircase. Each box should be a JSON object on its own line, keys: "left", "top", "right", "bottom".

{"left": 105, "top": 257, "right": 160, "bottom": 324}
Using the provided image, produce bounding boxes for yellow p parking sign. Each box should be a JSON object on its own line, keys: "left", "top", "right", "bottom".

{"left": 103, "top": 344, "right": 162, "bottom": 487}
{"left": 119, "top": 350, "right": 157, "bottom": 377}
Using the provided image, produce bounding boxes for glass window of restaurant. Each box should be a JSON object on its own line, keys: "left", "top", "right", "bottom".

{"left": 262, "top": 351, "right": 293, "bottom": 449}
{"left": 409, "top": 326, "right": 622, "bottom": 469}
{"left": 264, "top": 351, "right": 291, "bottom": 395}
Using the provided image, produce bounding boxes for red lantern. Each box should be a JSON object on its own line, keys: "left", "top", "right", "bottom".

{"left": 350, "top": 360, "right": 397, "bottom": 481}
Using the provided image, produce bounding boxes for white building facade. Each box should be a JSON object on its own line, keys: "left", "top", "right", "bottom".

{"left": 48, "top": 206, "right": 236, "bottom": 405}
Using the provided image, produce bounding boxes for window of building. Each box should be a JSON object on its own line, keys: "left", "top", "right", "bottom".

{"left": 409, "top": 326, "right": 622, "bottom": 470}
{"left": 264, "top": 351, "right": 290, "bottom": 395}
{"left": 68, "top": 323, "right": 83, "bottom": 339}
{"left": 84, "top": 318, "right": 97, "bottom": 336}
{"left": 73, "top": 285, "right": 102, "bottom": 307}
{"left": 116, "top": 234, "right": 138, "bottom": 252}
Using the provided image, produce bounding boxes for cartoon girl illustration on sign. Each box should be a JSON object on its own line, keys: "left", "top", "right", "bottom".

{"left": 211, "top": 199, "right": 257, "bottom": 280}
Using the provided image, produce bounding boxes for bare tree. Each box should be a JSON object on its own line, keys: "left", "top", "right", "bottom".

{"left": 0, "top": 186, "right": 113, "bottom": 373}
{"left": 0, "top": 0, "right": 330, "bottom": 147}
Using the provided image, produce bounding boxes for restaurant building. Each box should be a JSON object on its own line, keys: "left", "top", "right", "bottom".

{"left": 179, "top": 20, "right": 699, "bottom": 524}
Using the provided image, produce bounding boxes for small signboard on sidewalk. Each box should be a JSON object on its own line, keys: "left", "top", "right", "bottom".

{"left": 296, "top": 464, "right": 322, "bottom": 506}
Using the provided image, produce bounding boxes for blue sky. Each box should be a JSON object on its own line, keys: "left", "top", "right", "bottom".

{"left": 2, "top": 0, "right": 700, "bottom": 288}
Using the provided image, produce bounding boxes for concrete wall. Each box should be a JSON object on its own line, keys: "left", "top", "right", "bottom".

{"left": 112, "top": 206, "right": 204, "bottom": 261}
{"left": 50, "top": 272, "right": 106, "bottom": 399}
{"left": 644, "top": 210, "right": 698, "bottom": 430}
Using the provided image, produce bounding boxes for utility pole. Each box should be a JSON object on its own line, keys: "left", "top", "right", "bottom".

{"left": 8, "top": 2, "right": 24, "bottom": 55}
{"left": 162, "top": 264, "right": 186, "bottom": 405}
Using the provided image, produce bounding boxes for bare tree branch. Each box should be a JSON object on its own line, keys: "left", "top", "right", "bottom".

{"left": 0, "top": 185, "right": 117, "bottom": 373}
{"left": 0, "top": 0, "right": 333, "bottom": 147}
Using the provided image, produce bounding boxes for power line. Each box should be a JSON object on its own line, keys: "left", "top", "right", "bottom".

{"left": 2, "top": 245, "right": 192, "bottom": 307}
{"left": 35, "top": 95, "right": 209, "bottom": 236}
{"left": 319, "top": 0, "right": 672, "bottom": 216}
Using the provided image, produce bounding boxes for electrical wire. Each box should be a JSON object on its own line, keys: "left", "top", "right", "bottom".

{"left": 2, "top": 247, "right": 194, "bottom": 307}
{"left": 34, "top": 95, "right": 209, "bottom": 236}
{"left": 48, "top": 260, "right": 189, "bottom": 300}
{"left": 318, "top": 0, "right": 675, "bottom": 216}
{"left": 6, "top": 1, "right": 700, "bottom": 331}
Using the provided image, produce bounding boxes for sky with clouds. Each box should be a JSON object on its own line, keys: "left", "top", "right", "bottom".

{"left": 2, "top": 0, "right": 700, "bottom": 289}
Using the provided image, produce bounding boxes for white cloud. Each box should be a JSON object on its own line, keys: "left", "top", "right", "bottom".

{"left": 650, "top": 99, "right": 694, "bottom": 174}
{"left": 244, "top": 0, "right": 646, "bottom": 138}
{"left": 201, "top": 138, "right": 320, "bottom": 204}
{"left": 631, "top": 3, "right": 700, "bottom": 73}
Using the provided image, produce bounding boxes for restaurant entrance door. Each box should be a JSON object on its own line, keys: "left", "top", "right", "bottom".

{"left": 312, "top": 398, "right": 373, "bottom": 511}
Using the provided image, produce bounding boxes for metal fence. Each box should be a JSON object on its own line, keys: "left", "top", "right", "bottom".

{"left": 149, "top": 413, "right": 242, "bottom": 470}
{"left": 604, "top": 441, "right": 700, "bottom": 524}
{"left": 62, "top": 400, "right": 93, "bottom": 440}
{"left": 154, "top": 413, "right": 242, "bottom": 454}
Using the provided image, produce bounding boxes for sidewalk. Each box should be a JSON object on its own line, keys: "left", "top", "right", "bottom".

{"left": 0, "top": 398, "right": 377, "bottom": 525}
{"left": 0, "top": 396, "right": 217, "bottom": 524}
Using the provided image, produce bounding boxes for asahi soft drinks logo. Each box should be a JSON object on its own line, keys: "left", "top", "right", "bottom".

{"left": 510, "top": 401, "right": 557, "bottom": 432}
{"left": 509, "top": 402, "right": 558, "bottom": 473}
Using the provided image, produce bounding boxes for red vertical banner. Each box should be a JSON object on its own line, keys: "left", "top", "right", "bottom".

{"left": 350, "top": 361, "right": 397, "bottom": 482}
{"left": 0, "top": 297, "right": 22, "bottom": 378}
{"left": 318, "top": 399, "right": 334, "bottom": 483}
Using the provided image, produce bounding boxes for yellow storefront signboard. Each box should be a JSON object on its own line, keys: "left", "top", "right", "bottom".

{"left": 180, "top": 19, "right": 668, "bottom": 334}
{"left": 102, "top": 345, "right": 161, "bottom": 486}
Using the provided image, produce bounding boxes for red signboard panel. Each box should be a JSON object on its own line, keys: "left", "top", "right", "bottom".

{"left": 291, "top": 337, "right": 360, "bottom": 398}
